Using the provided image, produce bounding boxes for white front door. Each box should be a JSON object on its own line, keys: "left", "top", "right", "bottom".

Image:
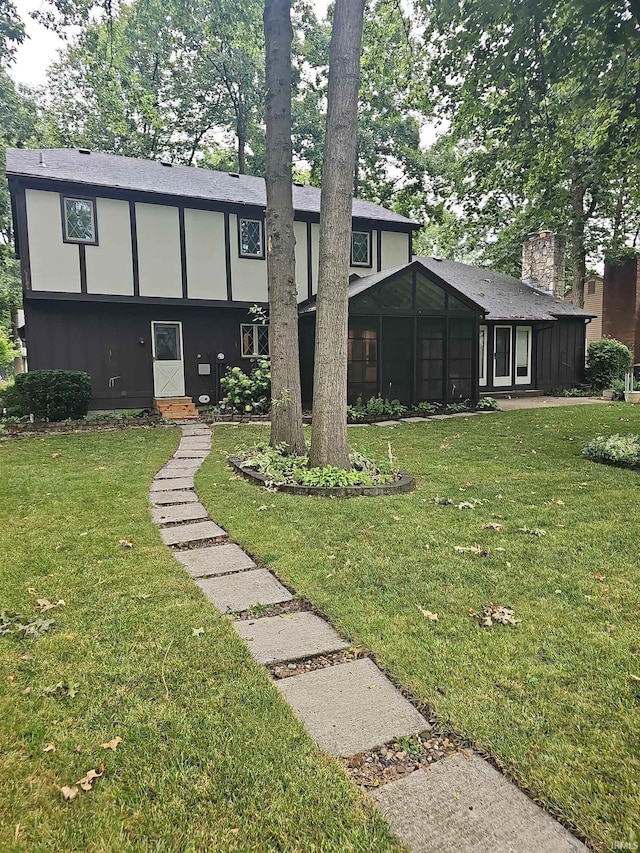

{"left": 152, "top": 321, "right": 185, "bottom": 397}
{"left": 493, "top": 325, "right": 512, "bottom": 387}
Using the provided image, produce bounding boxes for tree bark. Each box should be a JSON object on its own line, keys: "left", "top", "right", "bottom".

{"left": 309, "top": 0, "right": 365, "bottom": 469}
{"left": 570, "top": 174, "right": 587, "bottom": 308}
{"left": 263, "top": 0, "right": 305, "bottom": 455}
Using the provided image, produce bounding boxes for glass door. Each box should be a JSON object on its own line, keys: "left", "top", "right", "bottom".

{"left": 515, "top": 326, "right": 532, "bottom": 385}
{"left": 493, "top": 325, "right": 512, "bottom": 387}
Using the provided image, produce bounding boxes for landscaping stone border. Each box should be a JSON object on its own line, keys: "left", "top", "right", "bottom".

{"left": 227, "top": 455, "right": 415, "bottom": 497}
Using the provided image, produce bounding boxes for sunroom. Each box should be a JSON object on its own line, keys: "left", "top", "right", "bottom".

{"left": 299, "top": 261, "right": 486, "bottom": 406}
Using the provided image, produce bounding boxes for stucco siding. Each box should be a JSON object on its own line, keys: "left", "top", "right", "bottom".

{"left": 229, "top": 214, "right": 268, "bottom": 301}
{"left": 294, "top": 221, "right": 307, "bottom": 301}
{"left": 136, "top": 203, "right": 182, "bottom": 298}
{"left": 85, "top": 197, "right": 133, "bottom": 296}
{"left": 381, "top": 230, "right": 409, "bottom": 270}
{"left": 184, "top": 208, "right": 227, "bottom": 300}
{"left": 26, "top": 189, "right": 81, "bottom": 293}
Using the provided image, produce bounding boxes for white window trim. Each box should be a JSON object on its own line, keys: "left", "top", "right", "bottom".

{"left": 241, "top": 323, "right": 270, "bottom": 358}
{"left": 238, "top": 217, "right": 265, "bottom": 259}
{"left": 351, "top": 230, "right": 372, "bottom": 267}
{"left": 479, "top": 324, "right": 487, "bottom": 387}
{"left": 515, "top": 326, "right": 532, "bottom": 385}
{"left": 62, "top": 196, "right": 98, "bottom": 245}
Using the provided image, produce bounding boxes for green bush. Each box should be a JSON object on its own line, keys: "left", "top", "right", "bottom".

{"left": 476, "top": 396, "right": 499, "bottom": 410}
{"left": 582, "top": 433, "right": 640, "bottom": 469}
{"left": 0, "top": 381, "right": 29, "bottom": 417}
{"left": 585, "top": 339, "right": 632, "bottom": 390}
{"left": 10, "top": 370, "right": 92, "bottom": 421}
{"left": 220, "top": 359, "right": 271, "bottom": 414}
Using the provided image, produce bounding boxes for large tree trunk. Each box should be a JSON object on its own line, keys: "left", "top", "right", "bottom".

{"left": 570, "top": 174, "right": 587, "bottom": 308}
{"left": 263, "top": 0, "right": 305, "bottom": 455}
{"left": 309, "top": 0, "right": 365, "bottom": 469}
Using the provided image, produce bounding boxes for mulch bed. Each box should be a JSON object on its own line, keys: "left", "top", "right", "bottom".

{"left": 0, "top": 416, "right": 168, "bottom": 439}
{"left": 341, "top": 733, "right": 461, "bottom": 788}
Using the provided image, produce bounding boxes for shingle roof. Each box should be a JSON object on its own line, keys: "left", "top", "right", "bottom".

{"left": 299, "top": 258, "right": 595, "bottom": 321}
{"left": 5, "top": 148, "right": 419, "bottom": 228}
{"left": 414, "top": 257, "right": 594, "bottom": 321}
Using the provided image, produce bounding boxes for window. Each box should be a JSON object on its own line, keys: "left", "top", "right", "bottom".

{"left": 587, "top": 280, "right": 596, "bottom": 295}
{"left": 479, "top": 325, "right": 487, "bottom": 384}
{"left": 241, "top": 324, "right": 270, "bottom": 358}
{"left": 515, "top": 326, "right": 532, "bottom": 382}
{"left": 351, "top": 230, "right": 371, "bottom": 267}
{"left": 62, "top": 197, "right": 97, "bottom": 244}
{"left": 238, "top": 218, "right": 264, "bottom": 258}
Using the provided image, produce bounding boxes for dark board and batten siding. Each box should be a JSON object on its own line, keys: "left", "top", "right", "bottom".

{"left": 535, "top": 319, "right": 587, "bottom": 392}
{"left": 24, "top": 300, "right": 257, "bottom": 409}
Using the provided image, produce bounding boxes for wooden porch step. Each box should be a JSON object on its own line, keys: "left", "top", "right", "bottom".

{"left": 154, "top": 397, "right": 199, "bottom": 420}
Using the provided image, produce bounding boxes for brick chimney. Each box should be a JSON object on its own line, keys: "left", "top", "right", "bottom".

{"left": 521, "top": 230, "right": 566, "bottom": 299}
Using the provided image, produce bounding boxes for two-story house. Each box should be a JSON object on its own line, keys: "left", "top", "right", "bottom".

{"left": 6, "top": 149, "right": 594, "bottom": 410}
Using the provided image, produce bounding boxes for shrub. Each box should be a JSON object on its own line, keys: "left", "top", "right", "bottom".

{"left": 582, "top": 433, "right": 640, "bottom": 469}
{"left": 0, "top": 381, "right": 29, "bottom": 417}
{"left": 219, "top": 359, "right": 271, "bottom": 414}
{"left": 585, "top": 339, "right": 632, "bottom": 391}
{"left": 476, "top": 396, "right": 499, "bottom": 410}
{"left": 8, "top": 371, "right": 92, "bottom": 421}
{"left": 349, "top": 395, "right": 408, "bottom": 419}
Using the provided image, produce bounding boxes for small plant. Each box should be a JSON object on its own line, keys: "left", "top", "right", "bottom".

{"left": 585, "top": 339, "right": 632, "bottom": 391}
{"left": 235, "top": 443, "right": 394, "bottom": 487}
{"left": 476, "top": 396, "right": 498, "bottom": 410}
{"left": 219, "top": 359, "right": 271, "bottom": 414}
{"left": 444, "top": 401, "right": 467, "bottom": 414}
{"left": 583, "top": 433, "right": 640, "bottom": 469}
{"left": 8, "top": 370, "right": 92, "bottom": 421}
{"left": 414, "top": 400, "right": 441, "bottom": 415}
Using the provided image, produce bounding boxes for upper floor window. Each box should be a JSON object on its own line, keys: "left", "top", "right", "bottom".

{"left": 238, "top": 217, "right": 264, "bottom": 259}
{"left": 351, "top": 230, "right": 371, "bottom": 267}
{"left": 241, "top": 323, "right": 270, "bottom": 358}
{"left": 62, "top": 197, "right": 98, "bottom": 244}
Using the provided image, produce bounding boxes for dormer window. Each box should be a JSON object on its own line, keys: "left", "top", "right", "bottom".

{"left": 62, "top": 196, "right": 98, "bottom": 244}
{"left": 351, "top": 230, "right": 371, "bottom": 267}
{"left": 238, "top": 217, "right": 264, "bottom": 259}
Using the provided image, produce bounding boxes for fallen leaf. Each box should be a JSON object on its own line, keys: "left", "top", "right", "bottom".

{"left": 483, "top": 522, "right": 503, "bottom": 531}
{"left": 101, "top": 736, "right": 122, "bottom": 752}
{"left": 517, "top": 527, "right": 546, "bottom": 537}
{"left": 43, "top": 743, "right": 56, "bottom": 754}
{"left": 76, "top": 764, "right": 104, "bottom": 792}
{"left": 417, "top": 607, "right": 438, "bottom": 622}
{"left": 592, "top": 573, "right": 606, "bottom": 582}
{"left": 473, "top": 602, "right": 520, "bottom": 627}
{"left": 454, "top": 544, "right": 491, "bottom": 557}
{"left": 60, "top": 785, "right": 78, "bottom": 802}
{"left": 191, "top": 627, "right": 205, "bottom": 637}
{"left": 36, "top": 599, "right": 65, "bottom": 613}
{"left": 119, "top": 538, "right": 134, "bottom": 549}
{"left": 51, "top": 453, "right": 62, "bottom": 459}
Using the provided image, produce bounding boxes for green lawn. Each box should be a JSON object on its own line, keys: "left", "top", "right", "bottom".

{"left": 196, "top": 405, "right": 640, "bottom": 852}
{"left": 0, "top": 428, "right": 399, "bottom": 852}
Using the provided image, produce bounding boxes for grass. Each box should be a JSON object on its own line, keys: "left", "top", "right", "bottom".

{"left": 0, "top": 428, "right": 400, "bottom": 852}
{"left": 196, "top": 405, "right": 640, "bottom": 852}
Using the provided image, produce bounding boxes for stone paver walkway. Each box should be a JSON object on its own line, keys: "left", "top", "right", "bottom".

{"left": 149, "top": 421, "right": 588, "bottom": 853}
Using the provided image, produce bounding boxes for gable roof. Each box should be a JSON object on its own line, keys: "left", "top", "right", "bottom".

{"left": 299, "top": 258, "right": 595, "bottom": 321}
{"left": 5, "top": 148, "right": 419, "bottom": 228}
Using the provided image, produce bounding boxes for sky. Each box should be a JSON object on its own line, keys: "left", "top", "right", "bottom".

{"left": 10, "top": 0, "right": 333, "bottom": 88}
